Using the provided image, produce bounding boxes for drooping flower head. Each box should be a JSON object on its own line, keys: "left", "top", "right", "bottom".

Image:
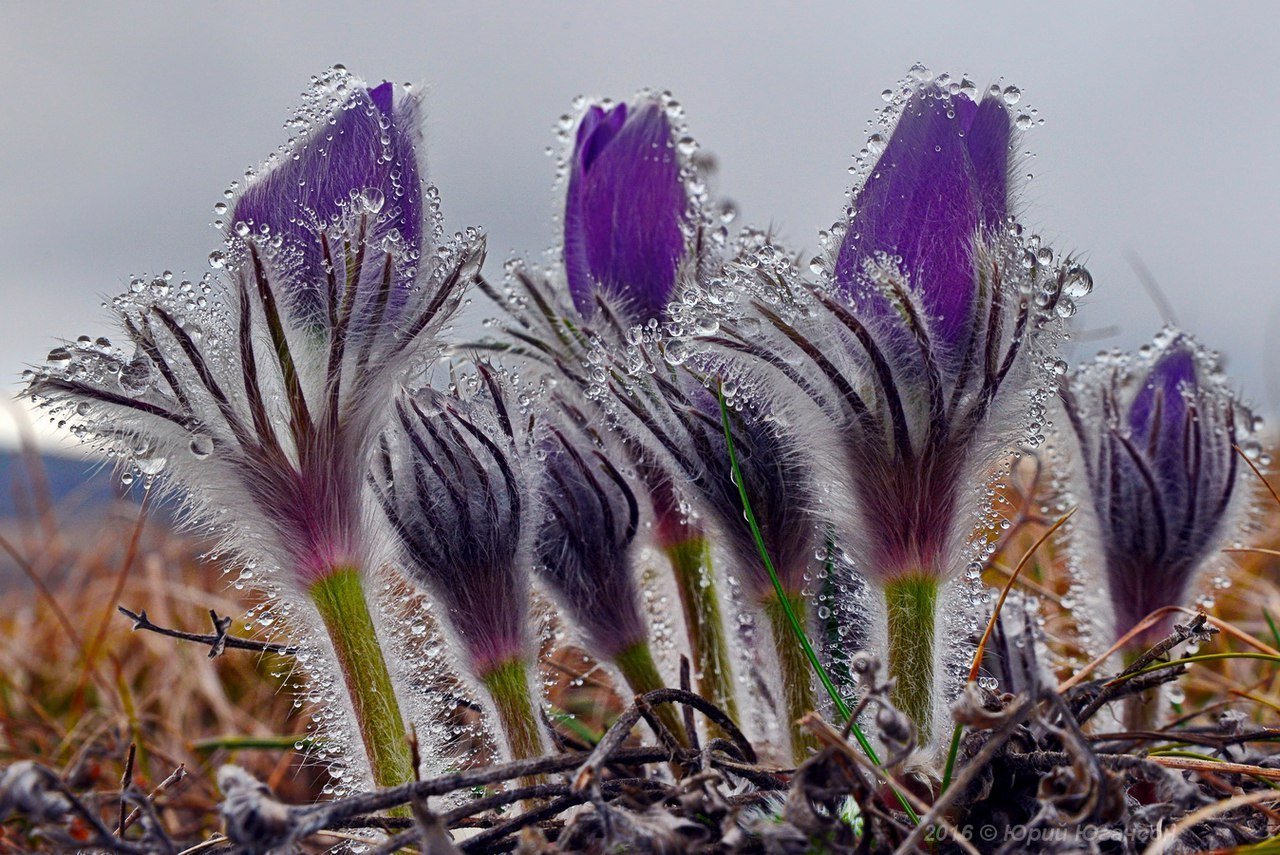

{"left": 373, "top": 366, "right": 548, "bottom": 762}
{"left": 1060, "top": 329, "right": 1256, "bottom": 648}
{"left": 563, "top": 98, "right": 688, "bottom": 323}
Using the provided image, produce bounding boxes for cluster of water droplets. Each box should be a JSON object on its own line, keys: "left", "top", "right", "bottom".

{"left": 24, "top": 270, "right": 234, "bottom": 488}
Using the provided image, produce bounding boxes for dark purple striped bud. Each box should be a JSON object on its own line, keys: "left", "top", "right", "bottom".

{"left": 1060, "top": 329, "right": 1257, "bottom": 647}
{"left": 374, "top": 370, "right": 538, "bottom": 678}
{"left": 535, "top": 415, "right": 649, "bottom": 661}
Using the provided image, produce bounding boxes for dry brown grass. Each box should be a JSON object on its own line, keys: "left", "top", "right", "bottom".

{"left": 0, "top": 483, "right": 327, "bottom": 849}
{"left": 2, "top": 447, "right": 1279, "bottom": 849}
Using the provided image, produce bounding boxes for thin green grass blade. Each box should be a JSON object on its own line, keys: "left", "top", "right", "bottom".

{"left": 716, "top": 383, "right": 919, "bottom": 825}
{"left": 1264, "top": 608, "right": 1280, "bottom": 650}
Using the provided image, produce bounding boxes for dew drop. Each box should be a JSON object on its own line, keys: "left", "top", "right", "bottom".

{"left": 189, "top": 434, "right": 214, "bottom": 459}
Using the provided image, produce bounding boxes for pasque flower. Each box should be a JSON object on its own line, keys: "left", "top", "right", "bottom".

{"left": 694, "top": 80, "right": 1081, "bottom": 745}
{"left": 564, "top": 100, "right": 687, "bottom": 322}
{"left": 25, "top": 67, "right": 483, "bottom": 791}
{"left": 562, "top": 95, "right": 826, "bottom": 759}
{"left": 482, "top": 93, "right": 742, "bottom": 732}
{"left": 372, "top": 367, "right": 545, "bottom": 764}
{"left": 1060, "top": 331, "right": 1253, "bottom": 653}
{"left": 533, "top": 407, "right": 688, "bottom": 742}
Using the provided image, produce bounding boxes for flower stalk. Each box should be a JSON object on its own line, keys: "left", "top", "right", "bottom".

{"left": 308, "top": 568, "right": 413, "bottom": 789}
{"left": 761, "top": 591, "right": 819, "bottom": 760}
{"left": 659, "top": 531, "right": 739, "bottom": 730}
{"left": 613, "top": 641, "right": 688, "bottom": 743}
{"left": 882, "top": 576, "right": 939, "bottom": 746}
{"left": 478, "top": 658, "right": 546, "bottom": 784}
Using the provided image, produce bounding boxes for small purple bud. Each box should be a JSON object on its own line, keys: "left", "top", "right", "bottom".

{"left": 536, "top": 427, "right": 649, "bottom": 661}
{"left": 1061, "top": 330, "right": 1254, "bottom": 647}
{"left": 375, "top": 379, "right": 537, "bottom": 678}
{"left": 233, "top": 71, "right": 423, "bottom": 322}
{"left": 835, "top": 85, "right": 1012, "bottom": 355}
{"left": 564, "top": 99, "right": 687, "bottom": 323}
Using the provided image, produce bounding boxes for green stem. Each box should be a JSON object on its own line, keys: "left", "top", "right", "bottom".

{"left": 762, "top": 591, "right": 820, "bottom": 763}
{"left": 614, "top": 640, "right": 689, "bottom": 746}
{"left": 716, "top": 383, "right": 918, "bottom": 824}
{"left": 309, "top": 567, "right": 414, "bottom": 792}
{"left": 663, "top": 536, "right": 739, "bottom": 730}
{"left": 479, "top": 657, "right": 545, "bottom": 784}
{"left": 883, "top": 575, "right": 939, "bottom": 746}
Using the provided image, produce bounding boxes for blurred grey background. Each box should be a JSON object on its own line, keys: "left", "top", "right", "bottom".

{"left": 3, "top": 0, "right": 1278, "bottom": 453}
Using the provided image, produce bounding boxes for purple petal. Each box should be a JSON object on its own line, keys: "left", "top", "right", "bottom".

{"left": 564, "top": 100, "right": 686, "bottom": 322}
{"left": 964, "top": 95, "right": 1013, "bottom": 231}
{"left": 835, "top": 86, "right": 1010, "bottom": 354}
{"left": 1128, "top": 340, "right": 1196, "bottom": 446}
{"left": 233, "top": 78, "right": 423, "bottom": 322}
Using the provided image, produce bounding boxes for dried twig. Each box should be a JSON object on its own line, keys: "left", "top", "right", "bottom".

{"left": 118, "top": 606, "right": 297, "bottom": 657}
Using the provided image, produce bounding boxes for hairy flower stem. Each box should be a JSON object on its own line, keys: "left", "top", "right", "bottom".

{"left": 308, "top": 568, "right": 414, "bottom": 796}
{"left": 1121, "top": 648, "right": 1164, "bottom": 732}
{"left": 761, "top": 590, "right": 820, "bottom": 763}
{"left": 479, "top": 658, "right": 546, "bottom": 787}
{"left": 614, "top": 641, "right": 689, "bottom": 746}
{"left": 883, "top": 575, "right": 939, "bottom": 746}
{"left": 663, "top": 536, "right": 739, "bottom": 736}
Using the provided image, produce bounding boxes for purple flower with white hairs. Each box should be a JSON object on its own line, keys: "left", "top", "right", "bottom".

{"left": 564, "top": 98, "right": 688, "bottom": 322}
{"left": 1060, "top": 330, "right": 1255, "bottom": 652}
{"left": 234, "top": 77, "right": 424, "bottom": 324}
{"left": 23, "top": 67, "right": 483, "bottom": 790}
{"left": 373, "top": 367, "right": 546, "bottom": 762}
{"left": 479, "top": 94, "right": 745, "bottom": 732}
{"left": 835, "top": 87, "right": 1011, "bottom": 355}
{"left": 690, "top": 78, "right": 1081, "bottom": 744}
{"left": 532, "top": 406, "right": 690, "bottom": 742}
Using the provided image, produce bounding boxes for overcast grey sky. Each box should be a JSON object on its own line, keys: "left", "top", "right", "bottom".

{"left": 3, "top": 1, "right": 1278, "bottom": 450}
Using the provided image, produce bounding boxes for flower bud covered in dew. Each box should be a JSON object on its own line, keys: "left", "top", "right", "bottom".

{"left": 482, "top": 93, "right": 745, "bottom": 734}
{"left": 685, "top": 73, "right": 1084, "bottom": 750}
{"left": 1059, "top": 331, "right": 1258, "bottom": 653}
{"left": 564, "top": 99, "right": 687, "bottom": 323}
{"left": 373, "top": 366, "right": 547, "bottom": 766}
{"left": 24, "top": 67, "right": 485, "bottom": 792}
{"left": 533, "top": 404, "right": 690, "bottom": 743}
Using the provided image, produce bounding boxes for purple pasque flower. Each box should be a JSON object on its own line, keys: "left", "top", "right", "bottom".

{"left": 686, "top": 78, "right": 1080, "bottom": 744}
{"left": 25, "top": 67, "right": 481, "bottom": 592}
{"left": 535, "top": 405, "right": 650, "bottom": 662}
{"left": 699, "top": 81, "right": 1079, "bottom": 588}
{"left": 1060, "top": 330, "right": 1255, "bottom": 647}
{"left": 373, "top": 366, "right": 540, "bottom": 679}
{"left": 835, "top": 84, "right": 1011, "bottom": 359}
{"left": 234, "top": 69, "right": 425, "bottom": 325}
{"left": 563, "top": 97, "right": 688, "bottom": 323}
